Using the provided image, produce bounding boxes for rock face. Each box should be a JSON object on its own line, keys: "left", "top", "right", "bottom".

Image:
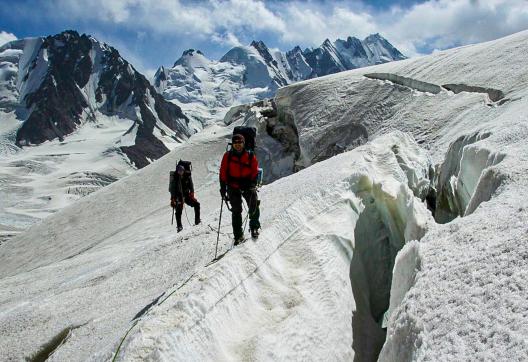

{"left": 153, "top": 34, "right": 405, "bottom": 124}
{"left": 0, "top": 30, "right": 190, "bottom": 168}
{"left": 223, "top": 99, "right": 301, "bottom": 184}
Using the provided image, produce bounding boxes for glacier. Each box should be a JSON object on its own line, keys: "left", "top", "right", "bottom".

{"left": 1, "top": 29, "right": 528, "bottom": 361}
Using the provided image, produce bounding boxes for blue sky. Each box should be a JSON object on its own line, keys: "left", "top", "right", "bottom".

{"left": 1, "top": 0, "right": 528, "bottom": 78}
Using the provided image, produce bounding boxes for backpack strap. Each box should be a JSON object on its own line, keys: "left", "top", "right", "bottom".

{"left": 226, "top": 151, "right": 232, "bottom": 184}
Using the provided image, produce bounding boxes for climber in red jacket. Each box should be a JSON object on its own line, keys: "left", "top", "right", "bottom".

{"left": 219, "top": 133, "right": 261, "bottom": 244}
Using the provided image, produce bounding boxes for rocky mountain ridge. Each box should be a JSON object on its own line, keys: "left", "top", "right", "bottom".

{"left": 0, "top": 30, "right": 191, "bottom": 167}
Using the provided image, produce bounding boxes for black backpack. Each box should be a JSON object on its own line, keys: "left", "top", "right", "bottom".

{"left": 177, "top": 160, "right": 192, "bottom": 173}
{"left": 169, "top": 159, "right": 192, "bottom": 192}
{"left": 233, "top": 126, "right": 257, "bottom": 152}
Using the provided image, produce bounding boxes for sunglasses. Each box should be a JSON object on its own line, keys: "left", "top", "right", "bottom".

{"left": 233, "top": 140, "right": 244, "bottom": 144}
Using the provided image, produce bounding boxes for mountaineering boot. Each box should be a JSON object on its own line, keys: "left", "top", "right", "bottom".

{"left": 177, "top": 225, "right": 183, "bottom": 233}
{"left": 234, "top": 235, "right": 245, "bottom": 246}
{"left": 251, "top": 228, "right": 259, "bottom": 238}
{"left": 195, "top": 218, "right": 201, "bottom": 226}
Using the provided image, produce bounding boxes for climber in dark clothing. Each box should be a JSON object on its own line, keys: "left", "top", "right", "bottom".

{"left": 219, "top": 133, "right": 261, "bottom": 243}
{"left": 170, "top": 165, "right": 200, "bottom": 232}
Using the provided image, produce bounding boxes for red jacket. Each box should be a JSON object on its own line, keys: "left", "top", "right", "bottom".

{"left": 220, "top": 150, "right": 258, "bottom": 189}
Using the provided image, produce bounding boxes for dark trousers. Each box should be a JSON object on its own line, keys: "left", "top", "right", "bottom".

{"left": 175, "top": 195, "right": 200, "bottom": 228}
{"left": 227, "top": 187, "right": 260, "bottom": 239}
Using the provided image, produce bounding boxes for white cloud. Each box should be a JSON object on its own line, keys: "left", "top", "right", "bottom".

{"left": 273, "top": 0, "right": 528, "bottom": 56}
{"left": 211, "top": 32, "right": 243, "bottom": 48}
{"left": 384, "top": 0, "right": 528, "bottom": 55}
{"left": 0, "top": 31, "right": 17, "bottom": 46}
{"left": 11, "top": 0, "right": 528, "bottom": 58}
{"left": 280, "top": 4, "right": 377, "bottom": 45}
{"left": 46, "top": 0, "right": 286, "bottom": 37}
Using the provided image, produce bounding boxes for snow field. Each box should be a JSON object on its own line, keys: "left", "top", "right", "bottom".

{"left": 0, "top": 125, "right": 233, "bottom": 360}
{"left": 0, "top": 113, "right": 139, "bottom": 241}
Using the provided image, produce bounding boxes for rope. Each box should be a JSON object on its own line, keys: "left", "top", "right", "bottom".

{"left": 111, "top": 272, "right": 196, "bottom": 361}
{"left": 243, "top": 189, "right": 257, "bottom": 233}
{"left": 207, "top": 224, "right": 230, "bottom": 236}
{"left": 242, "top": 212, "right": 249, "bottom": 233}
{"left": 183, "top": 205, "right": 192, "bottom": 227}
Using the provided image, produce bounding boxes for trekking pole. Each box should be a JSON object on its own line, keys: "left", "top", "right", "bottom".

{"left": 171, "top": 207, "right": 175, "bottom": 225}
{"left": 214, "top": 198, "right": 224, "bottom": 260}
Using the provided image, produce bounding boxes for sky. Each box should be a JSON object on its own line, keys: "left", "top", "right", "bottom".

{"left": 1, "top": 0, "right": 528, "bottom": 79}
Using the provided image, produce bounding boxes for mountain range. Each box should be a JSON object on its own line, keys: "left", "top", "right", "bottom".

{"left": 154, "top": 34, "right": 405, "bottom": 123}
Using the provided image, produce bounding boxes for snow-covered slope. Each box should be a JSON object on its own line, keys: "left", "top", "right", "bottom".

{"left": 0, "top": 31, "right": 192, "bottom": 240}
{"left": 0, "top": 125, "right": 431, "bottom": 361}
{"left": 1, "top": 30, "right": 528, "bottom": 361}
{"left": 154, "top": 34, "right": 405, "bottom": 125}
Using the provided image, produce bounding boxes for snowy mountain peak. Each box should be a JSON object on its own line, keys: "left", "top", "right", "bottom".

{"left": 341, "top": 36, "right": 363, "bottom": 48}
{"left": 154, "top": 33, "right": 405, "bottom": 123}
{"left": 174, "top": 48, "right": 206, "bottom": 67}
{"left": 362, "top": 33, "right": 405, "bottom": 63}
{"left": 365, "top": 32, "right": 382, "bottom": 39}
{"left": 335, "top": 36, "right": 367, "bottom": 59}
{"left": 182, "top": 48, "right": 203, "bottom": 56}
{"left": 154, "top": 65, "right": 166, "bottom": 78}
{"left": 173, "top": 49, "right": 211, "bottom": 71}
{"left": 289, "top": 45, "right": 303, "bottom": 54}
{"left": 0, "top": 30, "right": 191, "bottom": 167}
{"left": 346, "top": 35, "right": 361, "bottom": 43}
{"left": 250, "top": 40, "right": 268, "bottom": 51}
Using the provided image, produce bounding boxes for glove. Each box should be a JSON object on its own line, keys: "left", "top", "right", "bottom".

{"left": 170, "top": 198, "right": 176, "bottom": 208}
{"left": 220, "top": 182, "right": 227, "bottom": 200}
{"left": 189, "top": 192, "right": 196, "bottom": 202}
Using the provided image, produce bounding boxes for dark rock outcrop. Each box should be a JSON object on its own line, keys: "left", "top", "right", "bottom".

{"left": 7, "top": 30, "right": 190, "bottom": 168}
